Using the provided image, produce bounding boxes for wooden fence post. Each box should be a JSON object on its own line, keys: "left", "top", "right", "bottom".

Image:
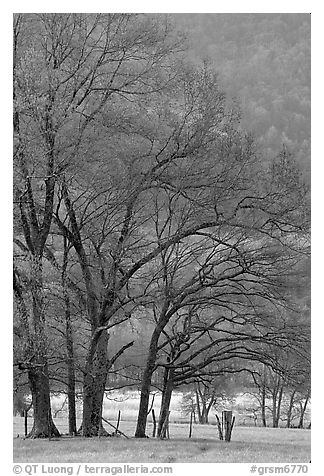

{"left": 48, "top": 408, "right": 51, "bottom": 440}
{"left": 152, "top": 409, "right": 157, "bottom": 437}
{"left": 24, "top": 409, "right": 28, "bottom": 437}
{"left": 215, "top": 411, "right": 235, "bottom": 441}
{"left": 115, "top": 410, "right": 121, "bottom": 435}
{"left": 189, "top": 411, "right": 193, "bottom": 438}
{"left": 223, "top": 410, "right": 235, "bottom": 442}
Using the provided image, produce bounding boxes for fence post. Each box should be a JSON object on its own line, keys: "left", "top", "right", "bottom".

{"left": 115, "top": 410, "right": 121, "bottom": 435}
{"left": 189, "top": 411, "right": 193, "bottom": 438}
{"left": 152, "top": 409, "right": 157, "bottom": 437}
{"left": 223, "top": 410, "right": 235, "bottom": 442}
{"left": 24, "top": 409, "right": 28, "bottom": 437}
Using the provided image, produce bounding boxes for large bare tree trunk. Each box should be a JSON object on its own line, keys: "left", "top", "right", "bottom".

{"left": 82, "top": 331, "right": 110, "bottom": 436}
{"left": 135, "top": 326, "right": 163, "bottom": 438}
{"left": 27, "top": 257, "right": 60, "bottom": 438}
{"left": 157, "top": 368, "right": 174, "bottom": 437}
{"left": 135, "top": 362, "right": 157, "bottom": 438}
{"left": 14, "top": 258, "right": 59, "bottom": 438}
{"left": 66, "top": 317, "right": 77, "bottom": 436}
{"left": 27, "top": 364, "right": 60, "bottom": 438}
{"left": 81, "top": 328, "right": 134, "bottom": 436}
{"left": 62, "top": 236, "right": 77, "bottom": 435}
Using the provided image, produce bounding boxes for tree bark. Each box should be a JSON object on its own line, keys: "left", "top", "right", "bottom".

{"left": 135, "top": 324, "right": 164, "bottom": 438}
{"left": 261, "top": 383, "right": 267, "bottom": 427}
{"left": 62, "top": 236, "right": 77, "bottom": 435}
{"left": 272, "top": 402, "right": 278, "bottom": 427}
{"left": 200, "top": 405, "right": 209, "bottom": 424}
{"left": 298, "top": 391, "right": 310, "bottom": 429}
{"left": 16, "top": 257, "right": 59, "bottom": 439}
{"left": 27, "top": 364, "right": 60, "bottom": 438}
{"left": 82, "top": 331, "right": 110, "bottom": 436}
{"left": 134, "top": 362, "right": 156, "bottom": 437}
{"left": 157, "top": 367, "right": 174, "bottom": 437}
{"left": 271, "top": 378, "right": 280, "bottom": 428}
{"left": 27, "top": 256, "right": 60, "bottom": 438}
{"left": 287, "top": 390, "right": 296, "bottom": 428}
{"left": 275, "top": 384, "right": 284, "bottom": 428}
{"left": 66, "top": 320, "right": 77, "bottom": 435}
{"left": 195, "top": 388, "right": 202, "bottom": 423}
{"left": 195, "top": 383, "right": 210, "bottom": 424}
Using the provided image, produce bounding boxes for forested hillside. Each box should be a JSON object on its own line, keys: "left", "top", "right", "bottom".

{"left": 174, "top": 14, "right": 311, "bottom": 178}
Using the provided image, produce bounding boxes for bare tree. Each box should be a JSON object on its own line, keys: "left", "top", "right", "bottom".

{"left": 248, "top": 337, "right": 310, "bottom": 428}
{"left": 51, "top": 59, "right": 239, "bottom": 436}
{"left": 131, "top": 107, "right": 309, "bottom": 437}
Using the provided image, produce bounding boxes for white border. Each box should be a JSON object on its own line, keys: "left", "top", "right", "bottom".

{"left": 2, "top": 4, "right": 320, "bottom": 475}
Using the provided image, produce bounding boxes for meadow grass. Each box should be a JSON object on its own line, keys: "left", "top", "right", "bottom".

{"left": 13, "top": 417, "right": 310, "bottom": 463}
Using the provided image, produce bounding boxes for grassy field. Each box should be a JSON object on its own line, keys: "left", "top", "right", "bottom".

{"left": 13, "top": 417, "right": 311, "bottom": 463}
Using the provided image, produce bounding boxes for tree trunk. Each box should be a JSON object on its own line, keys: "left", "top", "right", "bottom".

{"left": 157, "top": 368, "right": 174, "bottom": 437}
{"left": 135, "top": 325, "right": 164, "bottom": 438}
{"left": 195, "top": 389, "right": 202, "bottom": 423}
{"left": 66, "top": 336, "right": 77, "bottom": 435}
{"left": 275, "top": 384, "right": 284, "bottom": 428}
{"left": 27, "top": 256, "right": 60, "bottom": 438}
{"left": 82, "top": 331, "right": 110, "bottom": 436}
{"left": 286, "top": 390, "right": 296, "bottom": 428}
{"left": 134, "top": 362, "right": 156, "bottom": 438}
{"left": 272, "top": 382, "right": 279, "bottom": 428}
{"left": 261, "top": 383, "right": 267, "bottom": 427}
{"left": 200, "top": 405, "right": 209, "bottom": 424}
{"left": 27, "top": 364, "right": 60, "bottom": 438}
{"left": 62, "top": 237, "right": 77, "bottom": 436}
{"left": 272, "top": 399, "right": 278, "bottom": 427}
{"left": 195, "top": 384, "right": 209, "bottom": 424}
{"left": 81, "top": 324, "right": 134, "bottom": 437}
{"left": 298, "top": 392, "right": 310, "bottom": 429}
